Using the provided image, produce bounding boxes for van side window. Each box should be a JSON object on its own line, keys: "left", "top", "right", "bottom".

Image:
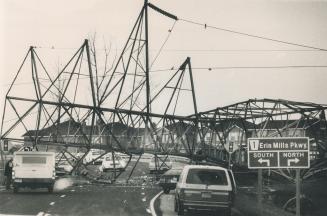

{"left": 186, "top": 169, "right": 228, "bottom": 185}
{"left": 22, "top": 156, "right": 47, "bottom": 164}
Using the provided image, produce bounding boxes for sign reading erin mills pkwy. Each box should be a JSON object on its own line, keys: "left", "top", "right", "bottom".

{"left": 247, "top": 137, "right": 310, "bottom": 169}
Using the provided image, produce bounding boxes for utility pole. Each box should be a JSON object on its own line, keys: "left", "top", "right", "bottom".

{"left": 144, "top": 0, "right": 150, "bottom": 148}
{"left": 296, "top": 169, "right": 301, "bottom": 216}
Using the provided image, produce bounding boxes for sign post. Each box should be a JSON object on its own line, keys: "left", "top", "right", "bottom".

{"left": 248, "top": 137, "right": 310, "bottom": 216}
{"left": 296, "top": 169, "right": 301, "bottom": 216}
{"left": 258, "top": 169, "right": 263, "bottom": 215}
{"left": 228, "top": 141, "right": 234, "bottom": 169}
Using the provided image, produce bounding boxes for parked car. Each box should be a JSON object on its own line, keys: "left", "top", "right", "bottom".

{"left": 159, "top": 168, "right": 183, "bottom": 194}
{"left": 12, "top": 151, "right": 56, "bottom": 193}
{"left": 174, "top": 165, "right": 236, "bottom": 215}
{"left": 83, "top": 149, "right": 105, "bottom": 165}
{"left": 149, "top": 155, "right": 172, "bottom": 174}
{"left": 55, "top": 159, "right": 74, "bottom": 176}
{"left": 99, "top": 153, "right": 127, "bottom": 172}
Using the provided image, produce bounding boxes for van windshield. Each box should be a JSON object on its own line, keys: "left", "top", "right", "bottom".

{"left": 186, "top": 169, "right": 228, "bottom": 185}
{"left": 22, "top": 156, "right": 47, "bottom": 164}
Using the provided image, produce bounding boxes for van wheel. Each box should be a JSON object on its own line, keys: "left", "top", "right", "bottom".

{"left": 224, "top": 208, "right": 232, "bottom": 216}
{"left": 48, "top": 186, "right": 54, "bottom": 193}
{"left": 13, "top": 186, "right": 19, "bottom": 193}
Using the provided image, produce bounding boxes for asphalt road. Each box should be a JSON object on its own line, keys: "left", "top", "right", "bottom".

{"left": 0, "top": 160, "right": 161, "bottom": 216}
{"left": 156, "top": 192, "right": 242, "bottom": 216}
{"left": 2, "top": 158, "right": 325, "bottom": 216}
{"left": 0, "top": 181, "right": 160, "bottom": 216}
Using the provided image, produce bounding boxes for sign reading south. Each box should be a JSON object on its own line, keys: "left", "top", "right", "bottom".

{"left": 248, "top": 138, "right": 309, "bottom": 151}
{"left": 248, "top": 152, "right": 278, "bottom": 168}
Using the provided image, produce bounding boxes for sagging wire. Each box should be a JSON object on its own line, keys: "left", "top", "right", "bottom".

{"left": 150, "top": 20, "right": 177, "bottom": 69}
{"left": 179, "top": 18, "right": 327, "bottom": 52}
{"left": 3, "top": 64, "right": 327, "bottom": 87}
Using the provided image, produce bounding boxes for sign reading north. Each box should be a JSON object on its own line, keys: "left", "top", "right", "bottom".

{"left": 279, "top": 151, "right": 309, "bottom": 167}
{"left": 248, "top": 137, "right": 310, "bottom": 169}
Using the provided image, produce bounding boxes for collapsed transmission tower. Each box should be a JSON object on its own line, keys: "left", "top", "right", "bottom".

{"left": 0, "top": 1, "right": 202, "bottom": 180}
{"left": 1, "top": 1, "right": 327, "bottom": 183}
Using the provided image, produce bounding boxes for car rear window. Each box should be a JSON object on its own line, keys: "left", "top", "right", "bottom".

{"left": 22, "top": 156, "right": 47, "bottom": 164}
{"left": 186, "top": 169, "right": 228, "bottom": 185}
{"left": 105, "top": 155, "right": 122, "bottom": 161}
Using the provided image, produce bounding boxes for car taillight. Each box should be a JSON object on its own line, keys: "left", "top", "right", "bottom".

{"left": 228, "top": 191, "right": 234, "bottom": 203}
{"left": 180, "top": 188, "right": 185, "bottom": 199}
{"left": 52, "top": 169, "right": 56, "bottom": 179}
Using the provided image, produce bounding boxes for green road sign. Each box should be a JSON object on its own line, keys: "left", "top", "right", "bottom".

{"left": 247, "top": 137, "right": 310, "bottom": 169}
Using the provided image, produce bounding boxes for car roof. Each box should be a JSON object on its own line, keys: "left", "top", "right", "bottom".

{"left": 163, "top": 168, "right": 183, "bottom": 175}
{"left": 14, "top": 151, "right": 55, "bottom": 156}
{"left": 151, "top": 155, "right": 171, "bottom": 158}
{"left": 183, "top": 165, "right": 228, "bottom": 171}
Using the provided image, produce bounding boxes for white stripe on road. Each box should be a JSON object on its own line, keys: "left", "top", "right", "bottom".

{"left": 150, "top": 191, "right": 163, "bottom": 216}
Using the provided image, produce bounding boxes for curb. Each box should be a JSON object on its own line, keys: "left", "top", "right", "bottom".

{"left": 150, "top": 191, "right": 163, "bottom": 216}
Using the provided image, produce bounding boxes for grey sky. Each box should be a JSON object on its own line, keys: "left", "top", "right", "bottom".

{"left": 1, "top": 0, "right": 327, "bottom": 117}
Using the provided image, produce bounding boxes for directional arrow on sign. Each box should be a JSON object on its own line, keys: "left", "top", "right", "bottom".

{"left": 258, "top": 158, "right": 270, "bottom": 166}
{"left": 287, "top": 158, "right": 300, "bottom": 166}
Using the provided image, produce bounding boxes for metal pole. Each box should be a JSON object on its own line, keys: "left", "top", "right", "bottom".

{"left": 296, "top": 169, "right": 301, "bottom": 216}
{"left": 144, "top": 0, "right": 150, "bottom": 151}
{"left": 258, "top": 169, "right": 263, "bottom": 216}
{"left": 228, "top": 152, "right": 232, "bottom": 169}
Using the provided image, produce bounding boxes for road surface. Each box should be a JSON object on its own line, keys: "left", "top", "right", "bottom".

{"left": 0, "top": 180, "right": 160, "bottom": 216}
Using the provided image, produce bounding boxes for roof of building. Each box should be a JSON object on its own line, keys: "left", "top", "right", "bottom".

{"left": 22, "top": 120, "right": 145, "bottom": 137}
{"left": 214, "top": 119, "right": 257, "bottom": 131}
{"left": 257, "top": 119, "right": 320, "bottom": 130}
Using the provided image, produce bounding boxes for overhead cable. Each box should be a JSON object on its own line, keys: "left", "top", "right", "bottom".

{"left": 150, "top": 20, "right": 177, "bottom": 69}
{"left": 179, "top": 18, "right": 327, "bottom": 52}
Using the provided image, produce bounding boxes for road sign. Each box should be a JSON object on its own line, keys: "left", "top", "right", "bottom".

{"left": 247, "top": 137, "right": 310, "bottom": 169}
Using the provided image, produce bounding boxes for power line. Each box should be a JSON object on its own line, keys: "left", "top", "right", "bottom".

{"left": 34, "top": 46, "right": 327, "bottom": 53}
{"left": 159, "top": 49, "right": 327, "bottom": 53}
{"left": 150, "top": 20, "right": 177, "bottom": 69}
{"left": 179, "top": 18, "right": 327, "bottom": 52}
{"left": 193, "top": 65, "right": 327, "bottom": 70}
{"left": 3, "top": 64, "right": 327, "bottom": 87}
{"left": 150, "top": 65, "right": 327, "bottom": 72}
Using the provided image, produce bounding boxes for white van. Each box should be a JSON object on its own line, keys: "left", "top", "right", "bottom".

{"left": 174, "top": 165, "right": 236, "bottom": 215}
{"left": 12, "top": 151, "right": 56, "bottom": 193}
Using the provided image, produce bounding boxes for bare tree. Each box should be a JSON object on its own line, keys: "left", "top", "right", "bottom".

{"left": 88, "top": 33, "right": 117, "bottom": 104}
